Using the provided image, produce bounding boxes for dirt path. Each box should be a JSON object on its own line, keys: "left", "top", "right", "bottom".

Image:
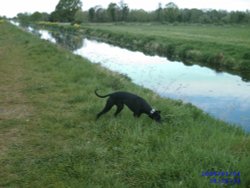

{"left": 0, "top": 42, "right": 32, "bottom": 158}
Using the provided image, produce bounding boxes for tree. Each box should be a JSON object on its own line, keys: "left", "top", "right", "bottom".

{"left": 95, "top": 6, "right": 108, "bottom": 22}
{"left": 30, "top": 12, "right": 49, "bottom": 22}
{"left": 189, "top": 9, "right": 203, "bottom": 23}
{"left": 128, "top": 9, "right": 152, "bottom": 22}
{"left": 50, "top": 0, "right": 82, "bottom": 22}
{"left": 230, "top": 11, "right": 247, "bottom": 23}
{"left": 119, "top": 0, "right": 129, "bottom": 21}
{"left": 156, "top": 3, "right": 164, "bottom": 22}
{"left": 17, "top": 13, "right": 31, "bottom": 26}
{"left": 74, "top": 10, "right": 88, "bottom": 23}
{"left": 107, "top": 3, "right": 119, "bottom": 22}
{"left": 164, "top": 2, "right": 179, "bottom": 23}
{"left": 88, "top": 8, "right": 95, "bottom": 22}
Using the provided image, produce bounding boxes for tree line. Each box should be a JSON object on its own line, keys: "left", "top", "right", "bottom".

{"left": 86, "top": 2, "right": 250, "bottom": 24}
{"left": 16, "top": 0, "right": 250, "bottom": 24}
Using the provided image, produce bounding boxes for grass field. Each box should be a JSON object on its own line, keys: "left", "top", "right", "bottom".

{"left": 84, "top": 23, "right": 250, "bottom": 47}
{"left": 1, "top": 21, "right": 250, "bottom": 187}
{"left": 77, "top": 23, "right": 250, "bottom": 79}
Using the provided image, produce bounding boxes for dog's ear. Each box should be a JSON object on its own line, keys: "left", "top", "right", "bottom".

{"left": 156, "top": 110, "right": 161, "bottom": 114}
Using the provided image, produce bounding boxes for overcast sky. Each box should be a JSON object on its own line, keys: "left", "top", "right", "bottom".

{"left": 1, "top": 0, "right": 250, "bottom": 18}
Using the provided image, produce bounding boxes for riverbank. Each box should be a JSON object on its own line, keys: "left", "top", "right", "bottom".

{"left": 38, "top": 22, "right": 250, "bottom": 81}
{"left": 1, "top": 21, "right": 250, "bottom": 187}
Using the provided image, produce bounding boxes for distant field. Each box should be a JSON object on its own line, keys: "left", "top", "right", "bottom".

{"left": 85, "top": 23, "right": 250, "bottom": 48}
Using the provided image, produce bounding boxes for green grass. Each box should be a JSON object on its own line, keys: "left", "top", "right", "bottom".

{"left": 1, "top": 21, "right": 250, "bottom": 187}
{"left": 84, "top": 23, "right": 250, "bottom": 47}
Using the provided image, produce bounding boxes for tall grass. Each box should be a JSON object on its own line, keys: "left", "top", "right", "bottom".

{"left": 1, "top": 22, "right": 250, "bottom": 187}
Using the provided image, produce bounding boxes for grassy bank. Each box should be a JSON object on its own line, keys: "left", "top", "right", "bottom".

{"left": 38, "top": 22, "right": 250, "bottom": 80}
{"left": 1, "top": 21, "right": 250, "bottom": 187}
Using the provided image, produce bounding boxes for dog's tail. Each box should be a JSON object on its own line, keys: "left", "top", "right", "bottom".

{"left": 94, "top": 89, "right": 111, "bottom": 98}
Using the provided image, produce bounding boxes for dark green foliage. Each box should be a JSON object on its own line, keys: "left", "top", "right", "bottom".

{"left": 16, "top": 12, "right": 49, "bottom": 26}
{"left": 107, "top": 3, "right": 118, "bottom": 22}
{"left": 165, "top": 44, "right": 176, "bottom": 59}
{"left": 86, "top": 2, "right": 250, "bottom": 24}
{"left": 50, "top": 0, "right": 82, "bottom": 22}
{"left": 243, "top": 52, "right": 250, "bottom": 59}
{"left": 240, "top": 60, "right": 250, "bottom": 72}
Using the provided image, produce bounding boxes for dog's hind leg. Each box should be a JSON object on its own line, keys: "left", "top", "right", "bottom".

{"left": 96, "top": 98, "right": 114, "bottom": 119}
{"left": 114, "top": 103, "right": 124, "bottom": 117}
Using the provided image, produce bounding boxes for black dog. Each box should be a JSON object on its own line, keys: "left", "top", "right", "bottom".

{"left": 95, "top": 89, "right": 161, "bottom": 122}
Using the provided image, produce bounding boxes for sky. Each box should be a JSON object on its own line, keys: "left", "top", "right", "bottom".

{"left": 0, "top": 0, "right": 250, "bottom": 18}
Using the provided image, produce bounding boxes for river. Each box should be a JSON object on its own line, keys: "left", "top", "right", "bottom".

{"left": 15, "top": 23, "right": 250, "bottom": 131}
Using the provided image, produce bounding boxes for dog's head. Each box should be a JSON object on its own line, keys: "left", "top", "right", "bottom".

{"left": 149, "top": 109, "right": 161, "bottom": 123}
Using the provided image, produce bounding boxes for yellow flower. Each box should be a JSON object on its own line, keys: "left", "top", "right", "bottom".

{"left": 74, "top": 23, "right": 80, "bottom": 28}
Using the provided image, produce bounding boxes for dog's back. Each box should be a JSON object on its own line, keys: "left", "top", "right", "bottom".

{"left": 110, "top": 92, "right": 151, "bottom": 112}
{"left": 95, "top": 90, "right": 161, "bottom": 122}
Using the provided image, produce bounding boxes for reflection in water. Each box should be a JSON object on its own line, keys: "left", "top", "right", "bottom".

{"left": 26, "top": 26, "right": 83, "bottom": 51}
{"left": 18, "top": 24, "right": 250, "bottom": 131}
{"left": 50, "top": 31, "right": 83, "bottom": 51}
{"left": 39, "top": 30, "right": 56, "bottom": 43}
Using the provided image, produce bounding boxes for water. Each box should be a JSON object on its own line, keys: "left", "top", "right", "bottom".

{"left": 15, "top": 23, "right": 250, "bottom": 131}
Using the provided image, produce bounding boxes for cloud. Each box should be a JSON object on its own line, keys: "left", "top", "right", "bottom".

{"left": 0, "top": 0, "right": 59, "bottom": 17}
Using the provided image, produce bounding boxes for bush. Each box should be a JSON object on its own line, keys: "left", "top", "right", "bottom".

{"left": 240, "top": 60, "right": 250, "bottom": 72}
{"left": 243, "top": 52, "right": 250, "bottom": 60}
{"left": 186, "top": 50, "right": 203, "bottom": 62}
{"left": 165, "top": 44, "right": 176, "bottom": 60}
{"left": 178, "top": 45, "right": 194, "bottom": 59}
